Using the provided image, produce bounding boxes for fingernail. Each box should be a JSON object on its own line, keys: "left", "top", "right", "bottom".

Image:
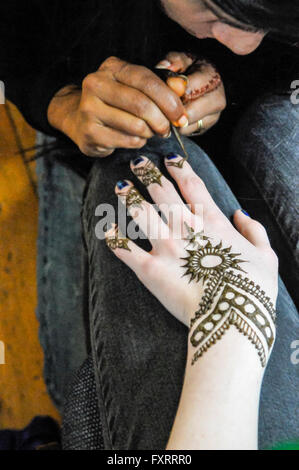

{"left": 166, "top": 153, "right": 180, "bottom": 160}
{"left": 162, "top": 130, "right": 172, "bottom": 139}
{"left": 116, "top": 180, "right": 129, "bottom": 190}
{"left": 173, "top": 114, "right": 189, "bottom": 128}
{"left": 155, "top": 60, "right": 171, "bottom": 69}
{"left": 241, "top": 209, "right": 250, "bottom": 217}
{"left": 132, "top": 156, "right": 144, "bottom": 166}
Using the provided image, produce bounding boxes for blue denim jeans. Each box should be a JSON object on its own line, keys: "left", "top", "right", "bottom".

{"left": 36, "top": 93, "right": 299, "bottom": 449}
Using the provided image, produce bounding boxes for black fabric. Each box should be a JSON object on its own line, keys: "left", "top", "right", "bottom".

{"left": 0, "top": 416, "right": 61, "bottom": 451}
{"left": 62, "top": 355, "right": 104, "bottom": 450}
{"left": 0, "top": 0, "right": 298, "bottom": 141}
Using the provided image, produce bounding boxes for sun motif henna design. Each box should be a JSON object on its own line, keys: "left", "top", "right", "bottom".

{"left": 182, "top": 226, "right": 276, "bottom": 367}
{"left": 132, "top": 159, "right": 163, "bottom": 187}
{"left": 106, "top": 226, "right": 131, "bottom": 252}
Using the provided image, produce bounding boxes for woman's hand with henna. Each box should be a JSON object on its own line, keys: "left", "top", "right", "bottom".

{"left": 156, "top": 52, "right": 226, "bottom": 135}
{"left": 47, "top": 56, "right": 189, "bottom": 157}
{"left": 106, "top": 154, "right": 278, "bottom": 368}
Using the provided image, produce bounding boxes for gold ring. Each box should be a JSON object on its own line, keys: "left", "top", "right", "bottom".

{"left": 197, "top": 119, "right": 204, "bottom": 132}
{"left": 189, "top": 119, "right": 205, "bottom": 137}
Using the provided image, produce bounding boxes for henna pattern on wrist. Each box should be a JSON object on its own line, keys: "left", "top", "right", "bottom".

{"left": 132, "top": 160, "right": 163, "bottom": 187}
{"left": 106, "top": 226, "right": 131, "bottom": 252}
{"left": 182, "top": 226, "right": 276, "bottom": 367}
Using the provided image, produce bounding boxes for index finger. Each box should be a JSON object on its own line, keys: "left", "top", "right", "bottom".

{"left": 113, "top": 61, "right": 188, "bottom": 128}
{"left": 164, "top": 154, "right": 223, "bottom": 217}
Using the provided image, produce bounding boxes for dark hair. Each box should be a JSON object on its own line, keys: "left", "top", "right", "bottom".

{"left": 212, "top": 0, "right": 299, "bottom": 44}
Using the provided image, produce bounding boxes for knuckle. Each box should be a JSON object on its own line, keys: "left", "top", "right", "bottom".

{"left": 118, "top": 60, "right": 132, "bottom": 76}
{"left": 183, "top": 175, "right": 204, "bottom": 192}
{"left": 100, "top": 55, "right": 120, "bottom": 69}
{"left": 133, "top": 97, "right": 151, "bottom": 116}
{"left": 162, "top": 178, "right": 175, "bottom": 193}
{"left": 251, "top": 219, "right": 267, "bottom": 233}
{"left": 82, "top": 73, "right": 98, "bottom": 92}
{"left": 166, "top": 239, "right": 181, "bottom": 257}
{"left": 131, "top": 119, "right": 148, "bottom": 136}
{"left": 143, "top": 75, "right": 162, "bottom": 93}
{"left": 206, "top": 209, "right": 225, "bottom": 227}
{"left": 156, "top": 120, "right": 170, "bottom": 136}
{"left": 167, "top": 94, "right": 184, "bottom": 117}
{"left": 79, "top": 102, "right": 94, "bottom": 120}
{"left": 78, "top": 141, "right": 91, "bottom": 156}
{"left": 140, "top": 257, "right": 157, "bottom": 278}
{"left": 128, "top": 136, "right": 145, "bottom": 148}
{"left": 82, "top": 122, "right": 97, "bottom": 141}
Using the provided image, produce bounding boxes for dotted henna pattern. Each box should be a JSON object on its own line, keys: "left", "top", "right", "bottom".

{"left": 182, "top": 227, "right": 276, "bottom": 367}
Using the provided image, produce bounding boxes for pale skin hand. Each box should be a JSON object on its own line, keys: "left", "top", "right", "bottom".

{"left": 105, "top": 155, "right": 278, "bottom": 450}
{"left": 107, "top": 155, "right": 278, "bottom": 326}
{"left": 156, "top": 51, "right": 226, "bottom": 136}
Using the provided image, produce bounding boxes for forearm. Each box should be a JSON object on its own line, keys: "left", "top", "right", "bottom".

{"left": 167, "top": 327, "right": 264, "bottom": 450}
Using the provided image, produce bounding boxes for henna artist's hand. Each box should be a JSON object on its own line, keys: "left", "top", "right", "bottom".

{"left": 156, "top": 52, "right": 226, "bottom": 136}
{"left": 47, "top": 56, "right": 189, "bottom": 157}
{"left": 106, "top": 155, "right": 278, "bottom": 369}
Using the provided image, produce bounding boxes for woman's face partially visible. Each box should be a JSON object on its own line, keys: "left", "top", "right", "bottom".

{"left": 160, "top": 0, "right": 265, "bottom": 55}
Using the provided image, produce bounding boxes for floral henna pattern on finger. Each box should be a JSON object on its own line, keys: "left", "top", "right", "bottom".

{"left": 105, "top": 225, "right": 131, "bottom": 252}
{"left": 182, "top": 225, "right": 276, "bottom": 367}
{"left": 121, "top": 186, "right": 144, "bottom": 210}
{"left": 132, "top": 159, "right": 163, "bottom": 187}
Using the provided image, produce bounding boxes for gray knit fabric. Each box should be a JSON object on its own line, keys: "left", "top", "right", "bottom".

{"left": 62, "top": 355, "right": 104, "bottom": 450}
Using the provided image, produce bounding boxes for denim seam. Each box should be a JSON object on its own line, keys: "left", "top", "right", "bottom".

{"left": 38, "top": 161, "right": 60, "bottom": 406}
{"left": 86, "top": 216, "right": 114, "bottom": 450}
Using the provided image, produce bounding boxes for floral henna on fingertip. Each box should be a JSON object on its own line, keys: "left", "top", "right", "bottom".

{"left": 131, "top": 156, "right": 163, "bottom": 187}
{"left": 105, "top": 224, "right": 131, "bottom": 252}
{"left": 116, "top": 180, "right": 145, "bottom": 210}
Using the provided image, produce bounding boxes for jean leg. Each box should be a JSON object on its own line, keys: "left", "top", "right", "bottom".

{"left": 230, "top": 93, "right": 299, "bottom": 308}
{"left": 36, "top": 134, "right": 87, "bottom": 409}
{"left": 82, "top": 135, "right": 299, "bottom": 449}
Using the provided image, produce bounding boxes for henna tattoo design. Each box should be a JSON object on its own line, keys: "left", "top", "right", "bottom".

{"left": 182, "top": 73, "right": 222, "bottom": 104}
{"left": 106, "top": 226, "right": 131, "bottom": 252}
{"left": 121, "top": 186, "right": 144, "bottom": 210}
{"left": 182, "top": 59, "right": 222, "bottom": 104}
{"left": 132, "top": 160, "right": 163, "bottom": 187}
{"left": 182, "top": 226, "right": 276, "bottom": 367}
{"left": 183, "top": 223, "right": 209, "bottom": 247}
{"left": 166, "top": 155, "right": 187, "bottom": 169}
